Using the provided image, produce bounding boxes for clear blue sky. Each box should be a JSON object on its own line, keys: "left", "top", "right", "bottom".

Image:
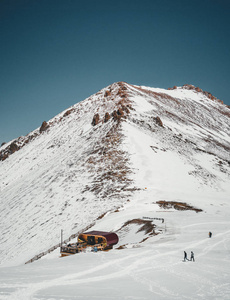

{"left": 1, "top": 0, "right": 230, "bottom": 143}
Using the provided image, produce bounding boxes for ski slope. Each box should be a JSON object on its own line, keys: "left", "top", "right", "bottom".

{"left": 0, "top": 197, "right": 230, "bottom": 300}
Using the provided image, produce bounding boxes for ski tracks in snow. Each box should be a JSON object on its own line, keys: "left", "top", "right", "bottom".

{"left": 1, "top": 250, "right": 154, "bottom": 300}
{"left": 1, "top": 228, "right": 230, "bottom": 299}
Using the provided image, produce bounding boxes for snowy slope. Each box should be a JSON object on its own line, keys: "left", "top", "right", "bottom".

{"left": 0, "top": 82, "right": 230, "bottom": 299}
{"left": 0, "top": 82, "right": 136, "bottom": 266}
{"left": 0, "top": 186, "right": 230, "bottom": 299}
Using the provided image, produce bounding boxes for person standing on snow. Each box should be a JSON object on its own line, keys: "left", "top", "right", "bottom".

{"left": 190, "top": 251, "right": 195, "bottom": 262}
{"left": 184, "top": 251, "right": 189, "bottom": 261}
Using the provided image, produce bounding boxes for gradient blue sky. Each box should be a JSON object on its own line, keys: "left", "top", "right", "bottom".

{"left": 1, "top": 0, "right": 230, "bottom": 143}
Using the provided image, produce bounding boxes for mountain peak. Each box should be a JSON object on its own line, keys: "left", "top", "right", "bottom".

{"left": 0, "top": 82, "right": 229, "bottom": 163}
{"left": 1, "top": 81, "right": 230, "bottom": 266}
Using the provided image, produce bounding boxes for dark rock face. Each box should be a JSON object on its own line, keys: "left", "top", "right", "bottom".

{"left": 112, "top": 110, "right": 118, "bottom": 121}
{"left": 104, "top": 90, "right": 111, "bottom": 97}
{"left": 0, "top": 142, "right": 19, "bottom": 161}
{"left": 104, "top": 112, "right": 110, "bottom": 123}
{"left": 0, "top": 153, "right": 9, "bottom": 161}
{"left": 9, "top": 142, "right": 19, "bottom": 153}
{"left": 155, "top": 116, "right": 163, "bottom": 127}
{"left": 168, "top": 86, "right": 177, "bottom": 90}
{"left": 92, "top": 114, "right": 100, "bottom": 126}
{"left": 39, "top": 121, "right": 49, "bottom": 133}
{"left": 112, "top": 108, "right": 124, "bottom": 121}
{"left": 63, "top": 109, "right": 74, "bottom": 117}
{"left": 117, "top": 108, "right": 124, "bottom": 117}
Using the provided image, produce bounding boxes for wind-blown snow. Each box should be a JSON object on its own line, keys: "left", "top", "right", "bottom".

{"left": 0, "top": 82, "right": 229, "bottom": 299}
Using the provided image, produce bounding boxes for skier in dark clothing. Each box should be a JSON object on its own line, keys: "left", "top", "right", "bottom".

{"left": 190, "top": 251, "right": 195, "bottom": 262}
{"left": 184, "top": 251, "right": 189, "bottom": 261}
{"left": 209, "top": 232, "right": 212, "bottom": 238}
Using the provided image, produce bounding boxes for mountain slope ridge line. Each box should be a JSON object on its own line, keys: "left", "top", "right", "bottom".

{"left": 0, "top": 81, "right": 229, "bottom": 267}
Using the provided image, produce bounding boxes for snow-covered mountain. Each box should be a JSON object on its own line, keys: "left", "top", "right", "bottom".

{"left": 0, "top": 82, "right": 230, "bottom": 299}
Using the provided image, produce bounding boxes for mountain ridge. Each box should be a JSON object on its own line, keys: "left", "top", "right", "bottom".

{"left": 0, "top": 81, "right": 229, "bottom": 267}
{"left": 1, "top": 81, "right": 229, "bottom": 161}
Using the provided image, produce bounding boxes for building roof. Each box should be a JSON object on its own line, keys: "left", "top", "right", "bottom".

{"left": 81, "top": 231, "right": 119, "bottom": 246}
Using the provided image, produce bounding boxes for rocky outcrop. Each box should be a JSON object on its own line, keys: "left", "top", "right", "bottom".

{"left": 112, "top": 110, "right": 119, "bottom": 121}
{"left": 1, "top": 121, "right": 49, "bottom": 161}
{"left": 117, "top": 108, "right": 124, "bottom": 117}
{"left": 121, "top": 105, "right": 130, "bottom": 114}
{"left": 39, "top": 121, "right": 49, "bottom": 133}
{"left": 9, "top": 142, "right": 19, "bottom": 154}
{"left": 63, "top": 109, "right": 74, "bottom": 118}
{"left": 116, "top": 82, "right": 128, "bottom": 99}
{"left": 93, "top": 97, "right": 131, "bottom": 126}
{"left": 104, "top": 112, "right": 110, "bottom": 123}
{"left": 154, "top": 116, "right": 164, "bottom": 127}
{"left": 0, "top": 152, "right": 9, "bottom": 161}
{"left": 0, "top": 142, "right": 20, "bottom": 161}
{"left": 92, "top": 113, "right": 100, "bottom": 126}
{"left": 104, "top": 90, "right": 111, "bottom": 97}
{"left": 112, "top": 107, "right": 126, "bottom": 121}
{"left": 168, "top": 86, "right": 177, "bottom": 90}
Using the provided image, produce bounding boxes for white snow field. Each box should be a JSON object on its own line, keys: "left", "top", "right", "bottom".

{"left": 0, "top": 195, "right": 230, "bottom": 300}
{"left": 0, "top": 82, "right": 230, "bottom": 299}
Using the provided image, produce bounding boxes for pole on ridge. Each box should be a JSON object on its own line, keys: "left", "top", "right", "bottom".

{"left": 60, "top": 229, "right": 63, "bottom": 253}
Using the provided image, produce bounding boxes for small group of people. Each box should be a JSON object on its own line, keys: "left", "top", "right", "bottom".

{"left": 184, "top": 251, "right": 195, "bottom": 262}
{"left": 183, "top": 232, "right": 213, "bottom": 262}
